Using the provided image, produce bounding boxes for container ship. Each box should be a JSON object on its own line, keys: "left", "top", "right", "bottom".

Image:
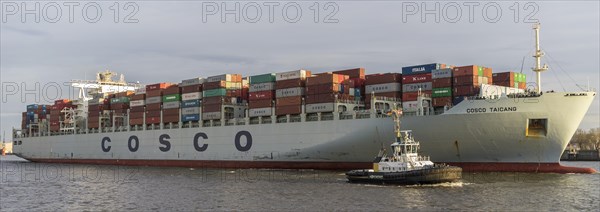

{"left": 12, "top": 24, "right": 597, "bottom": 173}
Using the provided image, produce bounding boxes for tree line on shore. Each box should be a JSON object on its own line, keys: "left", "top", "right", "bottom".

{"left": 569, "top": 128, "right": 600, "bottom": 151}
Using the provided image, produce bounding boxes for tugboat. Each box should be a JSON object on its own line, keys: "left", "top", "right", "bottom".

{"left": 346, "top": 110, "right": 462, "bottom": 185}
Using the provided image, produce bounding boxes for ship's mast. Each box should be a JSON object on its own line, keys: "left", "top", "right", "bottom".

{"left": 532, "top": 23, "right": 548, "bottom": 92}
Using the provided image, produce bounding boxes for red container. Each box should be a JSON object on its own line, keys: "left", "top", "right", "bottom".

{"left": 145, "top": 116, "right": 161, "bottom": 124}
{"left": 305, "top": 93, "right": 338, "bottom": 104}
{"left": 332, "top": 68, "right": 365, "bottom": 79}
{"left": 276, "top": 96, "right": 303, "bottom": 107}
{"left": 492, "top": 72, "right": 515, "bottom": 84}
{"left": 249, "top": 99, "right": 273, "bottom": 109}
{"left": 401, "top": 91, "right": 432, "bottom": 101}
{"left": 163, "top": 108, "right": 179, "bottom": 116}
{"left": 402, "top": 73, "right": 432, "bottom": 84}
{"left": 518, "top": 82, "right": 526, "bottom": 89}
{"left": 365, "top": 73, "right": 402, "bottom": 85}
{"left": 54, "top": 99, "right": 71, "bottom": 105}
{"left": 131, "top": 94, "right": 146, "bottom": 101}
{"left": 346, "top": 78, "right": 365, "bottom": 88}
{"left": 111, "top": 103, "right": 129, "bottom": 109}
{"left": 276, "top": 78, "right": 305, "bottom": 89}
{"left": 453, "top": 85, "right": 480, "bottom": 96}
{"left": 129, "top": 118, "right": 144, "bottom": 125}
{"left": 306, "top": 83, "right": 340, "bottom": 95}
{"left": 145, "top": 110, "right": 161, "bottom": 117}
{"left": 433, "top": 97, "right": 453, "bottom": 107}
{"left": 432, "top": 78, "right": 452, "bottom": 88}
{"left": 162, "top": 115, "right": 179, "bottom": 123}
{"left": 249, "top": 91, "right": 275, "bottom": 100}
{"left": 146, "top": 103, "right": 161, "bottom": 111}
{"left": 181, "top": 84, "right": 202, "bottom": 93}
{"left": 453, "top": 65, "right": 478, "bottom": 76}
{"left": 275, "top": 105, "right": 302, "bottom": 115}
{"left": 130, "top": 106, "right": 145, "bottom": 112}
{"left": 203, "top": 81, "right": 227, "bottom": 90}
{"left": 454, "top": 76, "right": 479, "bottom": 86}
{"left": 129, "top": 112, "right": 144, "bottom": 119}
{"left": 146, "top": 90, "right": 163, "bottom": 97}
{"left": 146, "top": 83, "right": 172, "bottom": 91}
{"left": 163, "top": 86, "right": 181, "bottom": 95}
{"left": 202, "top": 104, "right": 222, "bottom": 112}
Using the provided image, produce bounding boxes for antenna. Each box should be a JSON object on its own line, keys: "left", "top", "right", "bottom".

{"left": 532, "top": 23, "right": 549, "bottom": 92}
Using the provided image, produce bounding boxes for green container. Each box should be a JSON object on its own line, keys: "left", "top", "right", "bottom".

{"left": 249, "top": 73, "right": 276, "bottom": 84}
{"left": 477, "top": 67, "right": 484, "bottom": 76}
{"left": 162, "top": 94, "right": 181, "bottom": 102}
{"left": 432, "top": 87, "right": 452, "bottom": 97}
{"left": 522, "top": 74, "right": 526, "bottom": 82}
{"left": 203, "top": 88, "right": 227, "bottom": 97}
{"left": 110, "top": 97, "right": 130, "bottom": 104}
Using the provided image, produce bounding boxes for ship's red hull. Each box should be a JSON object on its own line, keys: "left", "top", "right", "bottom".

{"left": 23, "top": 157, "right": 597, "bottom": 173}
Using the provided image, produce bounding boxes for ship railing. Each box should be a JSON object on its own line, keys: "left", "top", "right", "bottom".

{"left": 355, "top": 112, "right": 371, "bottom": 119}
{"left": 289, "top": 116, "right": 302, "bottom": 123}
{"left": 321, "top": 113, "right": 334, "bottom": 121}
{"left": 340, "top": 114, "right": 353, "bottom": 120}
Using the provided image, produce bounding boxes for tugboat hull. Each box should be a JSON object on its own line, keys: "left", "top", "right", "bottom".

{"left": 346, "top": 166, "right": 463, "bottom": 185}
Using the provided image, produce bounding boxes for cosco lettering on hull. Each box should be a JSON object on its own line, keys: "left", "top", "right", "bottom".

{"left": 466, "top": 107, "right": 518, "bottom": 113}
{"left": 101, "top": 131, "right": 253, "bottom": 153}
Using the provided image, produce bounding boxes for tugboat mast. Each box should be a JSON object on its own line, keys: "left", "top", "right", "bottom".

{"left": 532, "top": 23, "right": 549, "bottom": 93}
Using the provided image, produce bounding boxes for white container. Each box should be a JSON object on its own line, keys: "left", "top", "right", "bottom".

{"left": 305, "top": 103, "right": 335, "bottom": 113}
{"left": 145, "top": 96, "right": 162, "bottom": 104}
{"left": 181, "top": 107, "right": 200, "bottom": 115}
{"left": 402, "top": 82, "right": 433, "bottom": 92}
{"left": 130, "top": 100, "right": 145, "bottom": 107}
{"left": 478, "top": 76, "right": 488, "bottom": 85}
{"left": 402, "top": 101, "right": 419, "bottom": 111}
{"left": 276, "top": 87, "right": 304, "bottom": 98}
{"left": 163, "top": 101, "right": 180, "bottom": 109}
{"left": 276, "top": 70, "right": 308, "bottom": 81}
{"left": 207, "top": 74, "right": 234, "bottom": 82}
{"left": 182, "top": 92, "right": 202, "bottom": 101}
{"left": 225, "top": 82, "right": 242, "bottom": 89}
{"left": 202, "top": 111, "right": 221, "bottom": 120}
{"left": 365, "top": 83, "right": 401, "bottom": 94}
{"left": 181, "top": 77, "right": 206, "bottom": 86}
{"left": 249, "top": 107, "right": 272, "bottom": 117}
{"left": 431, "top": 68, "right": 452, "bottom": 79}
{"left": 249, "top": 82, "right": 275, "bottom": 92}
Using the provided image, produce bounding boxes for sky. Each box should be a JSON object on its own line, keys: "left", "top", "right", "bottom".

{"left": 1, "top": 0, "right": 599, "bottom": 140}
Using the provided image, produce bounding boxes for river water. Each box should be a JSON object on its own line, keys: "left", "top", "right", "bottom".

{"left": 0, "top": 155, "right": 598, "bottom": 211}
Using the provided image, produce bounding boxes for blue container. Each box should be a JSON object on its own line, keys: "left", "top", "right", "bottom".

{"left": 181, "top": 114, "right": 200, "bottom": 122}
{"left": 181, "top": 100, "right": 201, "bottom": 108}
{"left": 26, "top": 104, "right": 38, "bottom": 111}
{"left": 354, "top": 89, "right": 361, "bottom": 97}
{"left": 402, "top": 63, "right": 442, "bottom": 75}
{"left": 26, "top": 111, "right": 34, "bottom": 116}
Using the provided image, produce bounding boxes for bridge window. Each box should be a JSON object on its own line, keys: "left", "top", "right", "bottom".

{"left": 526, "top": 118, "right": 547, "bottom": 137}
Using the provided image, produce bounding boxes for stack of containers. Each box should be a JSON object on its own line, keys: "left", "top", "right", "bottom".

{"left": 180, "top": 77, "right": 204, "bottom": 122}
{"left": 145, "top": 83, "right": 172, "bottom": 125}
{"left": 50, "top": 99, "right": 73, "bottom": 132}
{"left": 202, "top": 74, "right": 243, "bottom": 120}
{"left": 364, "top": 73, "right": 402, "bottom": 108}
{"left": 129, "top": 93, "right": 146, "bottom": 125}
{"left": 401, "top": 64, "right": 446, "bottom": 110}
{"left": 24, "top": 104, "right": 48, "bottom": 132}
{"left": 431, "top": 68, "right": 453, "bottom": 107}
{"left": 21, "top": 112, "right": 27, "bottom": 132}
{"left": 274, "top": 70, "right": 310, "bottom": 116}
{"left": 492, "top": 72, "right": 526, "bottom": 89}
{"left": 162, "top": 86, "right": 181, "bottom": 123}
{"left": 304, "top": 73, "right": 350, "bottom": 113}
{"left": 332, "top": 68, "right": 366, "bottom": 102}
{"left": 248, "top": 73, "right": 276, "bottom": 117}
{"left": 452, "top": 65, "right": 493, "bottom": 105}
{"left": 110, "top": 91, "right": 133, "bottom": 128}
{"left": 87, "top": 96, "right": 107, "bottom": 129}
